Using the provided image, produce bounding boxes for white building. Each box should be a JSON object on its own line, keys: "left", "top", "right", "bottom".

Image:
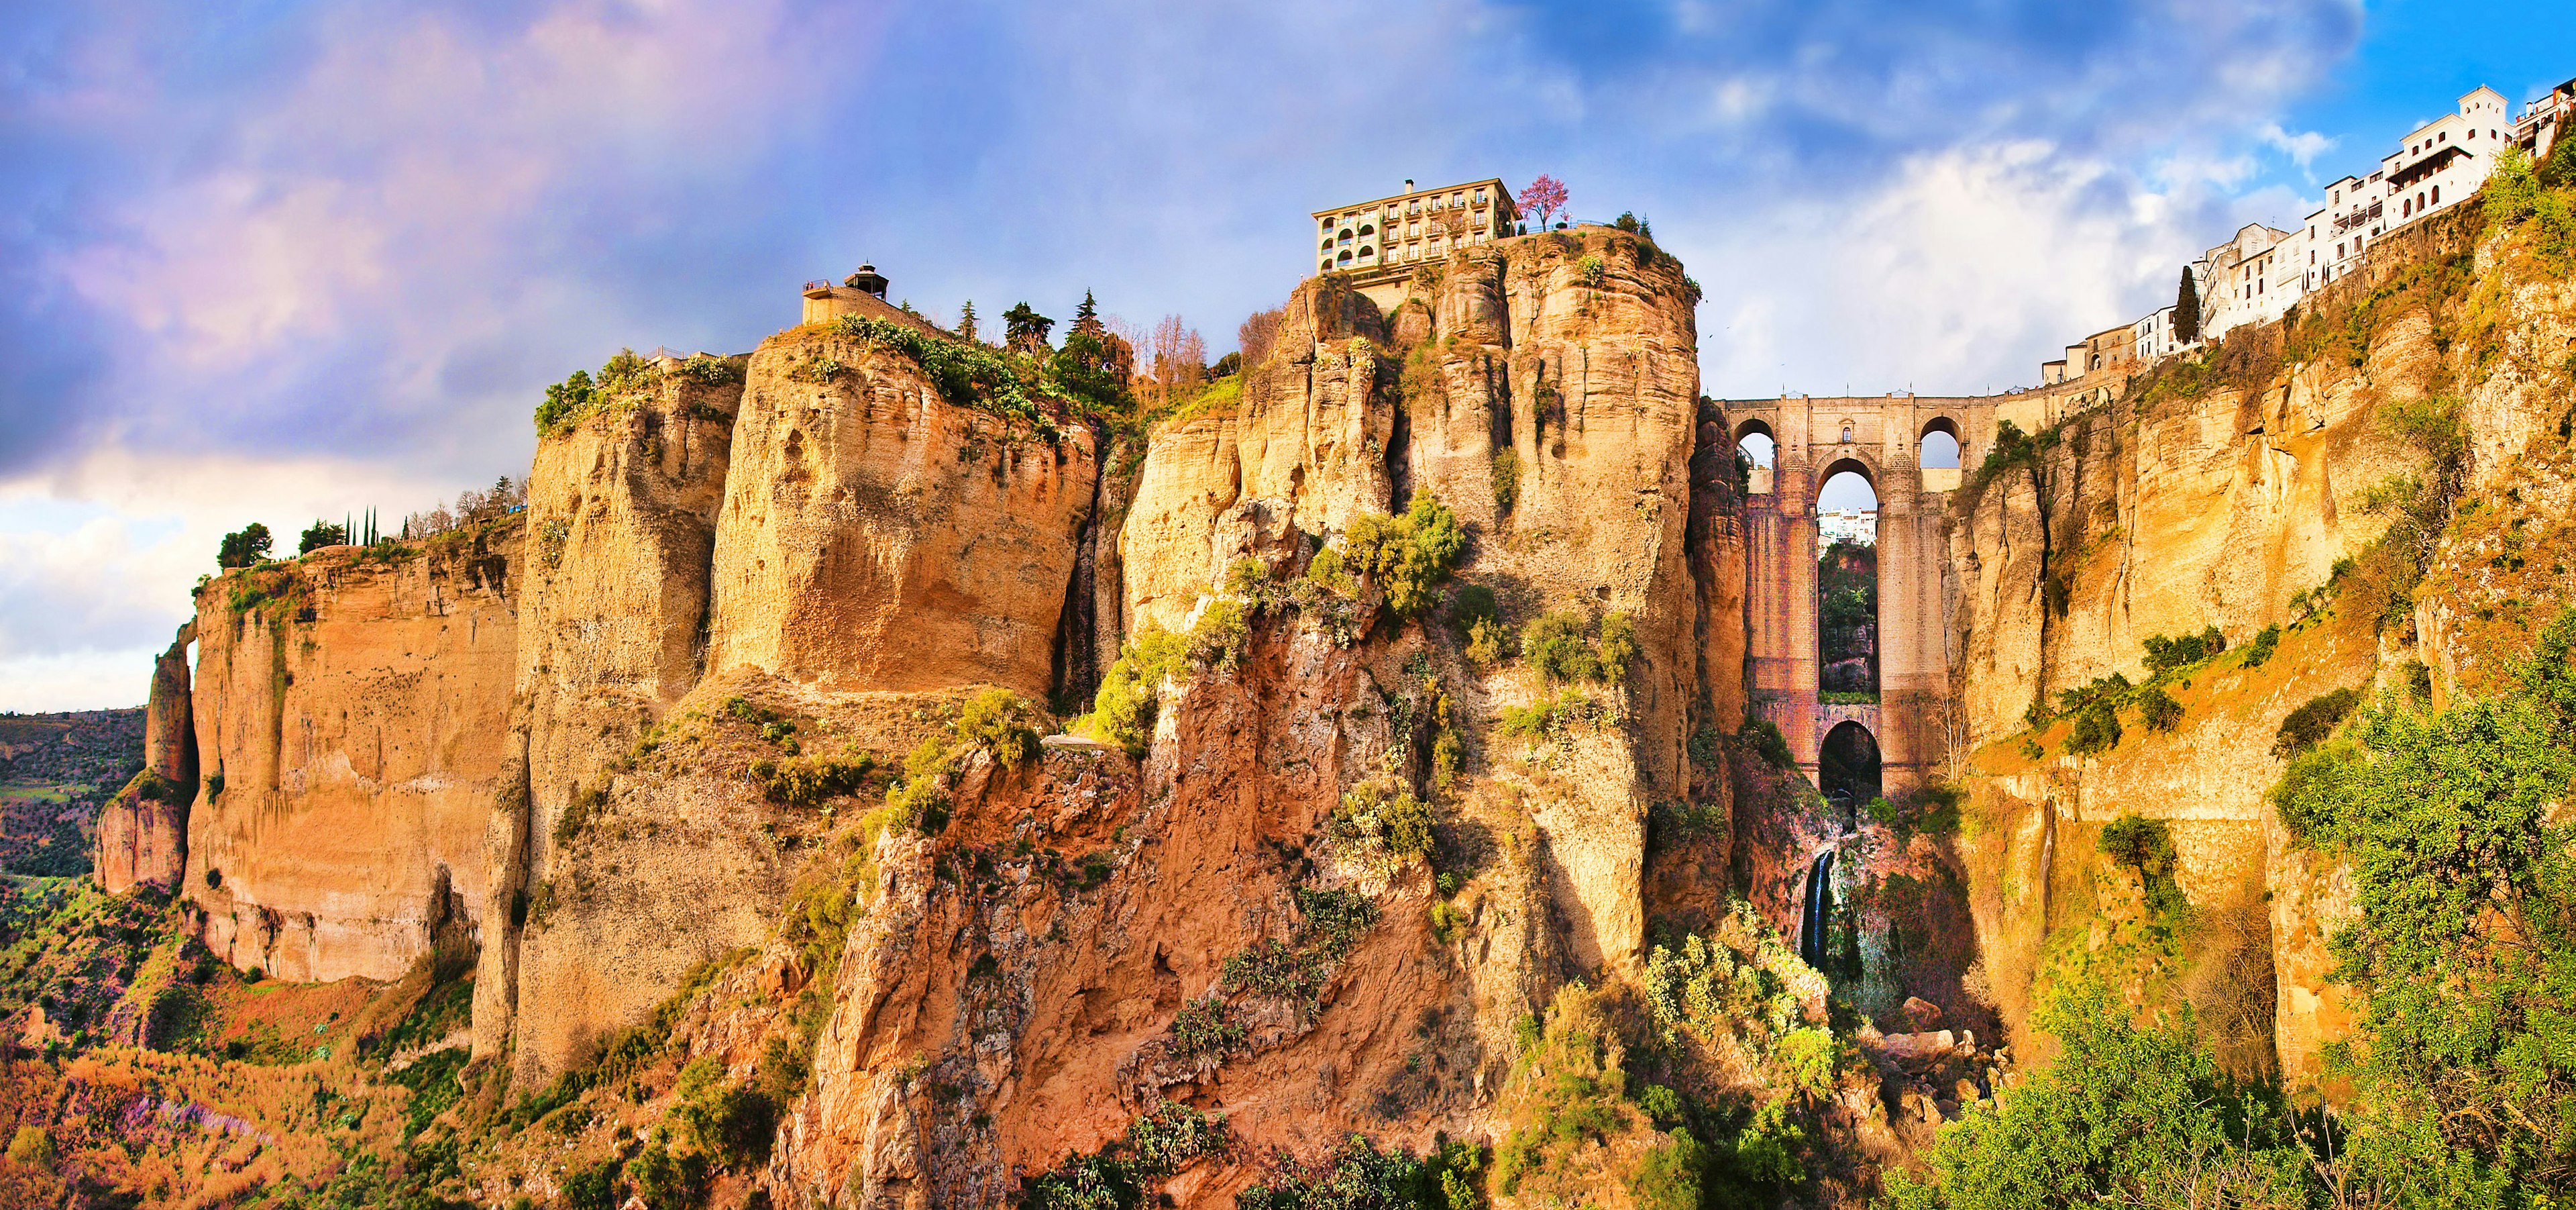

{"left": 2080, "top": 82, "right": 2539, "bottom": 381}
{"left": 2314, "top": 87, "right": 2511, "bottom": 287}
{"left": 2517, "top": 78, "right": 2575, "bottom": 160}
{"left": 1819, "top": 509, "right": 1876, "bottom": 547}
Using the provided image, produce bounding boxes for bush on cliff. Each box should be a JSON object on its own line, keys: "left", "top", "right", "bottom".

{"left": 1524, "top": 610, "right": 1638, "bottom": 685}
{"left": 216, "top": 523, "right": 272, "bottom": 569}
{"left": 953, "top": 687, "right": 1039, "bottom": 765}
{"left": 1341, "top": 493, "right": 1468, "bottom": 619}
{"left": 2141, "top": 625, "right": 2224, "bottom": 673}
{"left": 2271, "top": 687, "right": 2361, "bottom": 759}
{"left": 1881, "top": 982, "right": 2310, "bottom": 1210}
{"left": 1083, "top": 627, "right": 1188, "bottom": 756}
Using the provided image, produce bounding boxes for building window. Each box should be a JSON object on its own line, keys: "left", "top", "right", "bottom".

{"left": 2432, "top": 186, "right": 2440, "bottom": 205}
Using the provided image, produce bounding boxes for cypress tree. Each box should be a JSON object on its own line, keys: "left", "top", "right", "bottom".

{"left": 2175, "top": 266, "right": 2202, "bottom": 345}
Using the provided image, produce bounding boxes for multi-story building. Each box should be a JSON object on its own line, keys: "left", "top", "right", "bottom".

{"left": 1818, "top": 509, "right": 1876, "bottom": 547}
{"left": 2516, "top": 78, "right": 2575, "bottom": 160}
{"left": 2312, "top": 87, "right": 2509, "bottom": 287}
{"left": 1312, "top": 178, "right": 1519, "bottom": 293}
{"left": 2037, "top": 81, "right": 2551, "bottom": 384}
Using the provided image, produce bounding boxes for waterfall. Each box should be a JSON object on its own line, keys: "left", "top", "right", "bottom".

{"left": 1800, "top": 847, "right": 1836, "bottom": 969}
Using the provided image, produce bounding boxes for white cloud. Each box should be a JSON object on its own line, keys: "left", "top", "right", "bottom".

{"left": 0, "top": 442, "right": 469, "bottom": 708}
{"left": 1694, "top": 140, "right": 2240, "bottom": 397}
{"left": 2259, "top": 122, "right": 2335, "bottom": 168}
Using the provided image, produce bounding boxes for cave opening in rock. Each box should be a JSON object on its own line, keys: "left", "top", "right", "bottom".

{"left": 1817, "top": 463, "right": 1877, "bottom": 699}
{"left": 1818, "top": 719, "right": 1881, "bottom": 827}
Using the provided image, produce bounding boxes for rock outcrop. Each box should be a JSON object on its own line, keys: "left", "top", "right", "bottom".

{"left": 181, "top": 533, "right": 519, "bottom": 983}
{"left": 94, "top": 626, "right": 196, "bottom": 894}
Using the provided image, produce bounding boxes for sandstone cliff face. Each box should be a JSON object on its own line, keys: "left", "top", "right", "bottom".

{"left": 182, "top": 532, "right": 519, "bottom": 983}
{"left": 708, "top": 327, "right": 1099, "bottom": 699}
{"left": 95, "top": 627, "right": 197, "bottom": 894}
{"left": 1939, "top": 207, "right": 2576, "bottom": 1090}
{"left": 1116, "top": 232, "right": 1715, "bottom": 974}
{"left": 475, "top": 368, "right": 745, "bottom": 1071}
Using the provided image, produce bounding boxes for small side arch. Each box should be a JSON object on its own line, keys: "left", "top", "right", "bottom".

{"left": 1734, "top": 418, "right": 1778, "bottom": 495}
{"left": 1918, "top": 417, "right": 1963, "bottom": 489}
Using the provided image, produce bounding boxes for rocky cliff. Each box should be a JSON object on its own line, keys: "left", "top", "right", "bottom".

{"left": 1937, "top": 203, "right": 2576, "bottom": 1091}
{"left": 94, "top": 200, "right": 2576, "bottom": 1207}
{"left": 182, "top": 530, "right": 519, "bottom": 984}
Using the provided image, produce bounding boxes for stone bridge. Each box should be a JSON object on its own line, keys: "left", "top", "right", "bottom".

{"left": 1715, "top": 389, "right": 2104, "bottom": 792}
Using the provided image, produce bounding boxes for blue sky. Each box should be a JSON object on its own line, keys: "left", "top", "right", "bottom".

{"left": 1, "top": 0, "right": 2571, "bottom": 709}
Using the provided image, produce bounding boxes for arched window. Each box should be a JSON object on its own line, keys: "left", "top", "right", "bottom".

{"left": 1338, "top": 230, "right": 1354, "bottom": 246}
{"left": 1358, "top": 224, "right": 1375, "bottom": 238}
{"left": 1839, "top": 421, "right": 1854, "bottom": 444}
{"left": 1337, "top": 250, "right": 1354, "bottom": 265}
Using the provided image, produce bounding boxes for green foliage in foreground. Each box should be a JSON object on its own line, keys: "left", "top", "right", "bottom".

{"left": 1900, "top": 609, "right": 2576, "bottom": 1207}
{"left": 1882, "top": 985, "right": 2311, "bottom": 1210}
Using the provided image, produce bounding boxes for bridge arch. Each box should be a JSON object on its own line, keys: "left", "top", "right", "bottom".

{"left": 1818, "top": 718, "right": 1881, "bottom": 821}
{"left": 1917, "top": 417, "right": 1963, "bottom": 491}
{"left": 1817, "top": 454, "right": 1878, "bottom": 499}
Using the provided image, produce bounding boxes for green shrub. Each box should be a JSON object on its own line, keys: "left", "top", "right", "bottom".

{"left": 750, "top": 755, "right": 874, "bottom": 807}
{"left": 671, "top": 1056, "right": 777, "bottom": 1170}
{"left": 1238, "top": 1134, "right": 1430, "bottom": 1210}
{"left": 2241, "top": 623, "right": 2282, "bottom": 667}
{"left": 1028, "top": 1101, "right": 1227, "bottom": 1209}
{"left": 2271, "top": 687, "right": 2361, "bottom": 759}
{"left": 2141, "top": 625, "right": 2225, "bottom": 673}
{"left": 955, "top": 687, "right": 1040, "bottom": 765}
{"left": 1629, "top": 1131, "right": 1704, "bottom": 1210}
{"left": 2063, "top": 698, "right": 2122, "bottom": 756}
{"left": 1497, "top": 691, "right": 1607, "bottom": 740}
{"left": 553, "top": 782, "right": 608, "bottom": 847}
{"left": 2136, "top": 685, "right": 2183, "bottom": 733}
{"left": 1524, "top": 611, "right": 1599, "bottom": 683}
{"left": 1169, "top": 993, "right": 1244, "bottom": 1060}
{"left": 7, "top": 1125, "right": 53, "bottom": 1170}
{"left": 1330, "top": 781, "right": 1436, "bottom": 866}
{"left": 1882, "top": 983, "right": 2309, "bottom": 1209}
{"left": 1739, "top": 719, "right": 1794, "bottom": 768}
{"left": 625, "top": 1133, "right": 708, "bottom": 1210}
{"left": 1085, "top": 627, "right": 1189, "bottom": 756}
{"left": 1492, "top": 450, "right": 1521, "bottom": 515}
{"left": 1187, "top": 597, "right": 1250, "bottom": 674}
{"left": 1341, "top": 493, "right": 1468, "bottom": 618}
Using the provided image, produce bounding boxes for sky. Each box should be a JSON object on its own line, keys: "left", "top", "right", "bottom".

{"left": 2, "top": 0, "right": 2572, "bottom": 711}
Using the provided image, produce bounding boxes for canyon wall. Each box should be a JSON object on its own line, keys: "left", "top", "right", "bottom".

{"left": 93, "top": 626, "right": 197, "bottom": 894}
{"left": 1938, "top": 206, "right": 2576, "bottom": 1090}
{"left": 180, "top": 532, "right": 521, "bottom": 984}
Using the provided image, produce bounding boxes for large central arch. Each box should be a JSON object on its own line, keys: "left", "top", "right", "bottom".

{"left": 1719, "top": 393, "right": 1998, "bottom": 792}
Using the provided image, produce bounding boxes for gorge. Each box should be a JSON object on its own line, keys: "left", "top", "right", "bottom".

{"left": 26, "top": 162, "right": 2576, "bottom": 1208}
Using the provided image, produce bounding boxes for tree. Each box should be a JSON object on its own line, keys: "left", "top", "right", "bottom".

{"left": 1003, "top": 303, "right": 1054, "bottom": 352}
{"left": 1071, "top": 291, "right": 1102, "bottom": 337}
{"left": 1519, "top": 174, "right": 1568, "bottom": 229}
{"left": 1236, "top": 307, "right": 1284, "bottom": 370}
{"left": 2174, "top": 266, "right": 2202, "bottom": 345}
{"left": 1150, "top": 314, "right": 1205, "bottom": 395}
{"left": 957, "top": 300, "right": 979, "bottom": 344}
{"left": 298, "top": 520, "right": 349, "bottom": 554}
{"left": 218, "top": 523, "right": 273, "bottom": 568}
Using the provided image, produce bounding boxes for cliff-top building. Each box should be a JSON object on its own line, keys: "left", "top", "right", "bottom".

{"left": 1313, "top": 178, "right": 1519, "bottom": 303}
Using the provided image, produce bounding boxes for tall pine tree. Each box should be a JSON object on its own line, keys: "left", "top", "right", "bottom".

{"left": 957, "top": 300, "right": 979, "bottom": 344}
{"left": 2174, "top": 266, "right": 2202, "bottom": 345}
